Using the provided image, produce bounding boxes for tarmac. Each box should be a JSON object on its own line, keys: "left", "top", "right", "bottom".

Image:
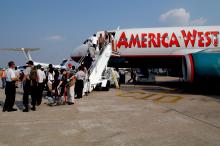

{"left": 0, "top": 81, "right": 220, "bottom": 146}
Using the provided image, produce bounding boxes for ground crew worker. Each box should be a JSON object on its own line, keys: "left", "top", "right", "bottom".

{"left": 3, "top": 61, "right": 18, "bottom": 112}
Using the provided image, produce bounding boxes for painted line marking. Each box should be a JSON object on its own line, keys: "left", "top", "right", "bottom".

{"left": 153, "top": 95, "right": 183, "bottom": 104}
{"left": 116, "top": 91, "right": 183, "bottom": 104}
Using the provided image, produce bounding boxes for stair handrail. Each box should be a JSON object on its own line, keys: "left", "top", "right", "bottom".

{"left": 78, "top": 55, "right": 86, "bottom": 65}
{"left": 87, "top": 43, "right": 111, "bottom": 78}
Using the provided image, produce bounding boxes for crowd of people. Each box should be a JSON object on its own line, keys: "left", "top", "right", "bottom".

{"left": 87, "top": 31, "right": 115, "bottom": 58}
{"left": 1, "top": 60, "right": 87, "bottom": 112}
{"left": 1, "top": 31, "right": 118, "bottom": 112}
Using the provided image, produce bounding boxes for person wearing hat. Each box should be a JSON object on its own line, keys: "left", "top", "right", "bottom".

{"left": 22, "top": 60, "right": 35, "bottom": 112}
{"left": 36, "top": 64, "right": 46, "bottom": 105}
{"left": 3, "top": 61, "right": 18, "bottom": 112}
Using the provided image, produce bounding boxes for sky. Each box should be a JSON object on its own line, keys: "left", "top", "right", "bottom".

{"left": 0, "top": 0, "right": 220, "bottom": 67}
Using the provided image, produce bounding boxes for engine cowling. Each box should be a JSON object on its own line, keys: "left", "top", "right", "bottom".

{"left": 183, "top": 54, "right": 195, "bottom": 82}
{"left": 183, "top": 50, "right": 220, "bottom": 82}
{"left": 193, "top": 51, "right": 220, "bottom": 80}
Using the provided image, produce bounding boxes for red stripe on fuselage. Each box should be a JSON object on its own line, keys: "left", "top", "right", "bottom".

{"left": 188, "top": 54, "right": 195, "bottom": 82}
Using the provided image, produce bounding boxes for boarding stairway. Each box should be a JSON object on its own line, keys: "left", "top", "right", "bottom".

{"left": 82, "top": 44, "right": 113, "bottom": 93}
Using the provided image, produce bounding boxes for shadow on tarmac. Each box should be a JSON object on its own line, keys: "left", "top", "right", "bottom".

{"left": 127, "top": 81, "right": 220, "bottom": 99}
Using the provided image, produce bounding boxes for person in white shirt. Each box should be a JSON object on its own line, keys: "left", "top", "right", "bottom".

{"left": 47, "top": 68, "right": 54, "bottom": 98}
{"left": 75, "top": 66, "right": 86, "bottom": 99}
{"left": 37, "top": 65, "right": 46, "bottom": 105}
{"left": 3, "top": 61, "right": 18, "bottom": 112}
{"left": 91, "top": 34, "right": 98, "bottom": 49}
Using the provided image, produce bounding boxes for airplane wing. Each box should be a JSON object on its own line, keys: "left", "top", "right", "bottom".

{"left": 0, "top": 48, "right": 40, "bottom": 61}
{"left": 0, "top": 48, "right": 40, "bottom": 52}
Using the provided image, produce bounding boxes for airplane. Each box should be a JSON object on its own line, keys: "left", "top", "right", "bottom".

{"left": 71, "top": 25, "right": 220, "bottom": 83}
{"left": 1, "top": 48, "right": 69, "bottom": 69}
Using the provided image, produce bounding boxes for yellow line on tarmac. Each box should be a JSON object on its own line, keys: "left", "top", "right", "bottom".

{"left": 116, "top": 91, "right": 146, "bottom": 97}
{"left": 135, "top": 93, "right": 158, "bottom": 100}
{"left": 160, "top": 88, "right": 177, "bottom": 94}
{"left": 116, "top": 91, "right": 183, "bottom": 104}
{"left": 153, "top": 95, "right": 183, "bottom": 104}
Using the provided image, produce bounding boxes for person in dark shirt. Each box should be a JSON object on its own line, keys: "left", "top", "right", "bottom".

{"left": 53, "top": 69, "right": 60, "bottom": 99}
{"left": 83, "top": 53, "right": 93, "bottom": 70}
{"left": 57, "top": 69, "right": 68, "bottom": 102}
{"left": 128, "top": 69, "right": 136, "bottom": 84}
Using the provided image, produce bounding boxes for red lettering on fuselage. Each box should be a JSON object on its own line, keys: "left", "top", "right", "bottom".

{"left": 181, "top": 30, "right": 197, "bottom": 47}
{"left": 162, "top": 33, "right": 169, "bottom": 48}
{"left": 148, "top": 33, "right": 157, "bottom": 48}
{"left": 211, "top": 31, "right": 219, "bottom": 47}
{"left": 141, "top": 33, "right": 147, "bottom": 48}
{"left": 205, "top": 32, "right": 211, "bottom": 47}
{"left": 169, "top": 33, "right": 180, "bottom": 47}
{"left": 116, "top": 30, "right": 219, "bottom": 49}
{"left": 117, "top": 32, "right": 128, "bottom": 48}
{"left": 129, "top": 34, "right": 141, "bottom": 48}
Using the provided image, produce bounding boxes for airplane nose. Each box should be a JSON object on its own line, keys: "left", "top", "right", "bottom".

{"left": 70, "top": 44, "right": 88, "bottom": 62}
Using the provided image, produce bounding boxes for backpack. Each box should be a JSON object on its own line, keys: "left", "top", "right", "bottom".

{"left": 30, "top": 68, "right": 37, "bottom": 80}
{"left": 30, "top": 68, "right": 38, "bottom": 86}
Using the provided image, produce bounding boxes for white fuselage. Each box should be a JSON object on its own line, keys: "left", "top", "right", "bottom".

{"left": 70, "top": 26, "right": 220, "bottom": 83}
{"left": 72, "top": 26, "right": 220, "bottom": 58}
